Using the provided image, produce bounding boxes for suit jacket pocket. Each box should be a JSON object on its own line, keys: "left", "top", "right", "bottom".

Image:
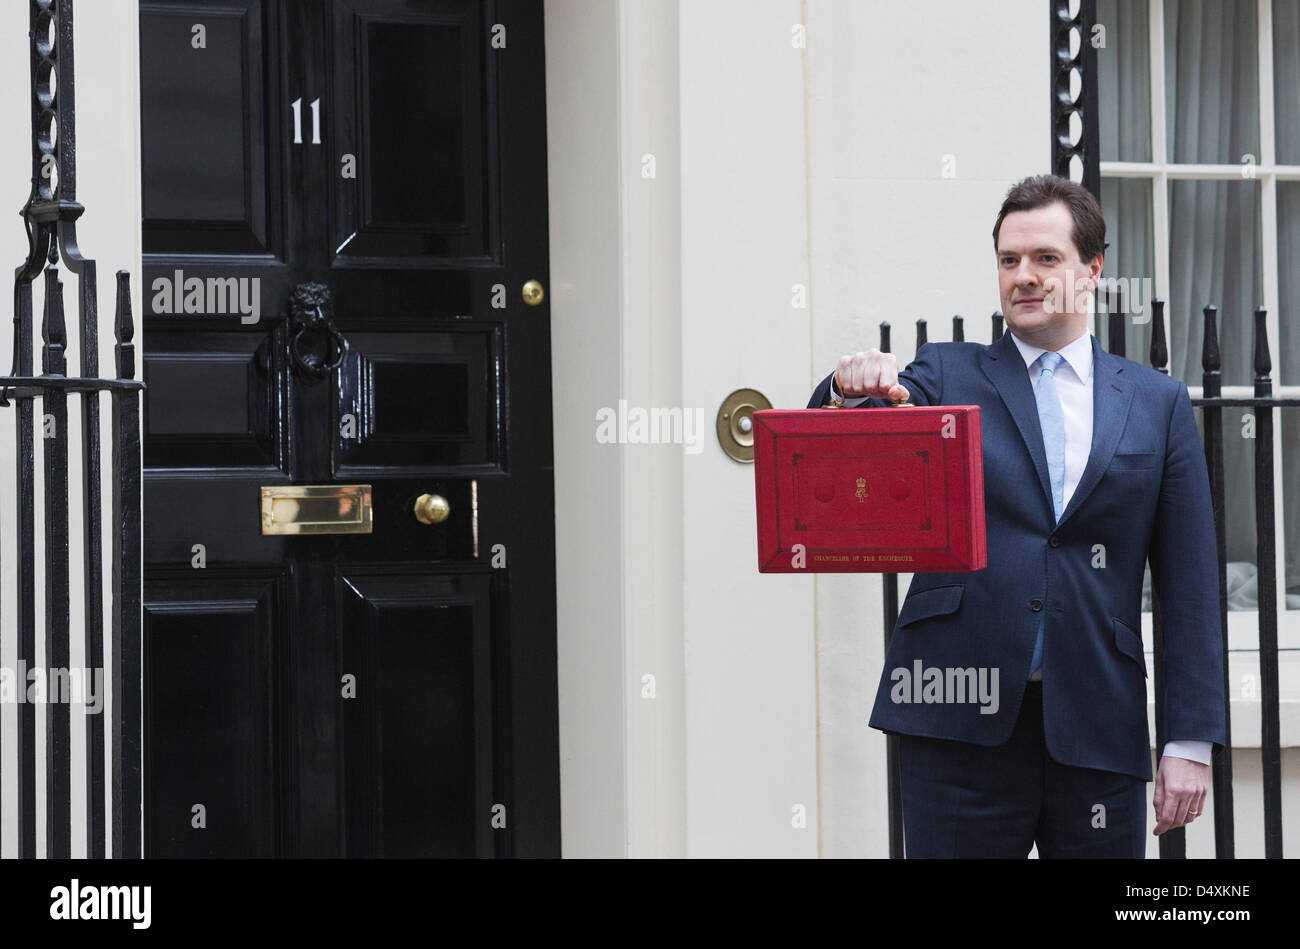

{"left": 1112, "top": 616, "right": 1148, "bottom": 676}
{"left": 1110, "top": 449, "right": 1159, "bottom": 470}
{"left": 897, "top": 584, "right": 965, "bottom": 628}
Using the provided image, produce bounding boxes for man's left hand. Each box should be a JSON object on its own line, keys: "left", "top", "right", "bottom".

{"left": 1152, "top": 756, "right": 1210, "bottom": 835}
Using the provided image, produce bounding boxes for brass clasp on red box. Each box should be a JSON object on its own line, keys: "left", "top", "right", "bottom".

{"left": 753, "top": 405, "right": 987, "bottom": 573}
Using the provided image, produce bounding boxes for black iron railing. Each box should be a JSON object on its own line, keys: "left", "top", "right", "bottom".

{"left": 0, "top": 0, "right": 143, "bottom": 858}
{"left": 877, "top": 307, "right": 1292, "bottom": 859}
{"left": 1050, "top": 0, "right": 1101, "bottom": 200}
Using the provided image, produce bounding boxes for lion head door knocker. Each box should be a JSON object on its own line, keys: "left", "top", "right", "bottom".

{"left": 286, "top": 282, "right": 348, "bottom": 383}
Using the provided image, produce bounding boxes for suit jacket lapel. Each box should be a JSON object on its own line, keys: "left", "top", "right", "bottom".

{"left": 979, "top": 331, "right": 1135, "bottom": 529}
{"left": 980, "top": 331, "right": 1054, "bottom": 520}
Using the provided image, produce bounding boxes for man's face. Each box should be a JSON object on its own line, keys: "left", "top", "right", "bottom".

{"left": 996, "top": 201, "right": 1102, "bottom": 346}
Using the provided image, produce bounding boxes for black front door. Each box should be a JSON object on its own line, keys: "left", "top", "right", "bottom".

{"left": 139, "top": 0, "right": 557, "bottom": 857}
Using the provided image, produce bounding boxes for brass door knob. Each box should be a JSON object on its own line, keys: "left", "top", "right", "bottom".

{"left": 522, "top": 280, "right": 545, "bottom": 306}
{"left": 414, "top": 493, "right": 451, "bottom": 525}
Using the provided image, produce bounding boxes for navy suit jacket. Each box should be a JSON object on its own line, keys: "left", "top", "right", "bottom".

{"left": 807, "top": 331, "right": 1226, "bottom": 780}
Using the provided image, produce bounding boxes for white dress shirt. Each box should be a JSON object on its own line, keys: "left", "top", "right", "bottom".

{"left": 834, "top": 331, "right": 1211, "bottom": 766}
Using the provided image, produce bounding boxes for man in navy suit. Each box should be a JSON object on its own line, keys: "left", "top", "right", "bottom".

{"left": 806, "top": 175, "right": 1225, "bottom": 858}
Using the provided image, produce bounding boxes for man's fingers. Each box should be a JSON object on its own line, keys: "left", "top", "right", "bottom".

{"left": 833, "top": 350, "right": 901, "bottom": 398}
{"left": 878, "top": 364, "right": 904, "bottom": 400}
{"left": 1160, "top": 791, "right": 1186, "bottom": 833}
{"left": 1153, "top": 759, "right": 1211, "bottom": 834}
{"left": 1152, "top": 775, "right": 1174, "bottom": 835}
{"left": 838, "top": 354, "right": 855, "bottom": 394}
{"left": 868, "top": 360, "right": 886, "bottom": 394}
{"left": 1153, "top": 804, "right": 1172, "bottom": 836}
{"left": 852, "top": 356, "right": 871, "bottom": 394}
{"left": 836, "top": 354, "right": 855, "bottom": 394}
{"left": 1155, "top": 785, "right": 1193, "bottom": 834}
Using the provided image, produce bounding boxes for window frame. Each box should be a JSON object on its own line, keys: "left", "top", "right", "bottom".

{"left": 1100, "top": 0, "right": 1300, "bottom": 658}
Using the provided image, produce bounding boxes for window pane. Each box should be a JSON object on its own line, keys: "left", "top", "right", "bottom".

{"left": 1280, "top": 182, "right": 1300, "bottom": 382}
{"left": 1099, "top": 176, "right": 1155, "bottom": 357}
{"left": 1164, "top": 178, "right": 1262, "bottom": 610}
{"left": 1098, "top": 0, "right": 1153, "bottom": 162}
{"left": 1285, "top": 410, "right": 1300, "bottom": 610}
{"left": 1167, "top": 179, "right": 1262, "bottom": 386}
{"left": 1165, "top": 0, "right": 1260, "bottom": 164}
{"left": 1140, "top": 399, "right": 1261, "bottom": 612}
{"left": 1279, "top": 182, "right": 1300, "bottom": 607}
{"left": 1276, "top": 0, "right": 1300, "bottom": 164}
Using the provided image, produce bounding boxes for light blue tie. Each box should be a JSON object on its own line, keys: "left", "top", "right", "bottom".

{"left": 1029, "top": 351, "right": 1066, "bottom": 679}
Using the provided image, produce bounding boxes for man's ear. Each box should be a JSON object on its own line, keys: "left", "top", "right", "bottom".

{"left": 1083, "top": 254, "right": 1103, "bottom": 293}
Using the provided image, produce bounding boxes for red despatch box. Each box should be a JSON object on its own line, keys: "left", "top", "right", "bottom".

{"left": 753, "top": 406, "right": 986, "bottom": 573}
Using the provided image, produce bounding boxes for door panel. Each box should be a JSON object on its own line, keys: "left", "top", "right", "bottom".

{"left": 140, "top": 0, "right": 557, "bottom": 857}
{"left": 329, "top": 0, "right": 496, "bottom": 267}
{"left": 141, "top": 0, "right": 277, "bottom": 256}
{"left": 143, "top": 572, "right": 284, "bottom": 857}
{"left": 143, "top": 329, "right": 288, "bottom": 470}
{"left": 335, "top": 325, "right": 503, "bottom": 475}
{"left": 339, "top": 569, "right": 500, "bottom": 856}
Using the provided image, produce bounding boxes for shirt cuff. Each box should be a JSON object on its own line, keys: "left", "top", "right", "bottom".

{"left": 1161, "top": 740, "right": 1212, "bottom": 766}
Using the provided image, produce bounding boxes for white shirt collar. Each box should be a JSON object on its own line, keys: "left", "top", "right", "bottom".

{"left": 1009, "top": 328, "right": 1094, "bottom": 384}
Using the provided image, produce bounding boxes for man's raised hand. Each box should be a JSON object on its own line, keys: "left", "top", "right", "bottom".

{"left": 834, "top": 349, "right": 910, "bottom": 403}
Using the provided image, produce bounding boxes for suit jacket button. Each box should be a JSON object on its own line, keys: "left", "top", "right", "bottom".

{"left": 1049, "top": 536, "right": 1060, "bottom": 547}
{"left": 1030, "top": 598, "right": 1043, "bottom": 611}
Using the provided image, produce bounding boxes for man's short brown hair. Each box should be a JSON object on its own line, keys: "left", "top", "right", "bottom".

{"left": 992, "top": 174, "right": 1106, "bottom": 264}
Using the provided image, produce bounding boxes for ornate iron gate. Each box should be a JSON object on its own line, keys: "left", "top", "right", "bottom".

{"left": 0, "top": 0, "right": 143, "bottom": 858}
